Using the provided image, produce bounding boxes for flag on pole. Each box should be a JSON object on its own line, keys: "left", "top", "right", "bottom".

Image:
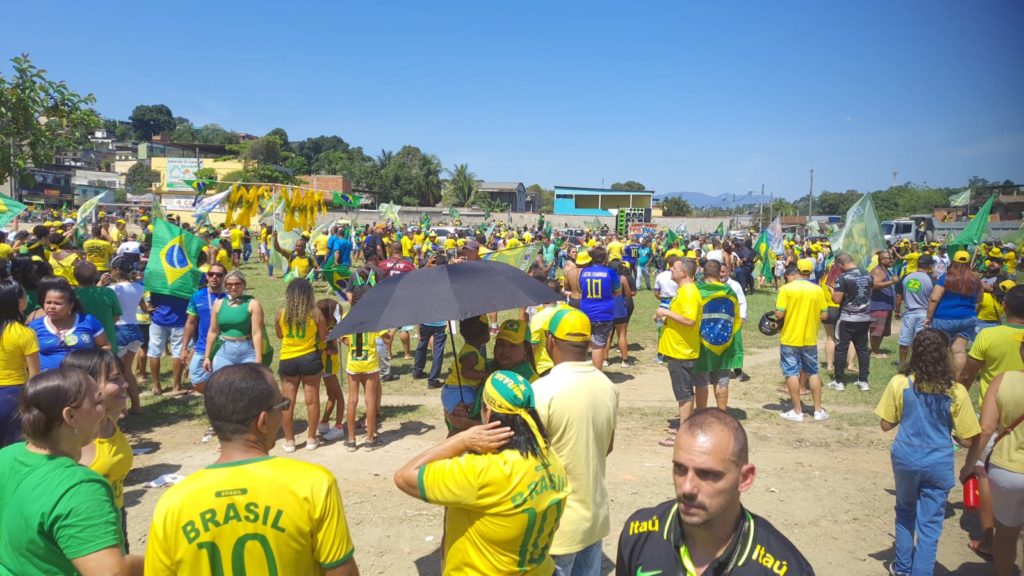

{"left": 332, "top": 191, "right": 362, "bottom": 208}
{"left": 194, "top": 187, "right": 231, "bottom": 218}
{"left": 752, "top": 229, "right": 775, "bottom": 281}
{"left": 144, "top": 219, "right": 204, "bottom": 299}
{"left": 666, "top": 229, "right": 679, "bottom": 246}
{"left": 952, "top": 195, "right": 994, "bottom": 248}
{"left": 378, "top": 203, "right": 401, "bottom": 226}
{"left": 151, "top": 194, "right": 166, "bottom": 221}
{"left": 481, "top": 244, "right": 542, "bottom": 272}
{"left": 715, "top": 221, "right": 725, "bottom": 236}
{"left": 76, "top": 193, "right": 104, "bottom": 234}
{"left": 448, "top": 207, "right": 460, "bottom": 221}
{"left": 829, "top": 193, "right": 887, "bottom": 269}
{"left": 420, "top": 212, "right": 431, "bottom": 231}
{"left": 0, "top": 194, "right": 28, "bottom": 229}
{"left": 767, "top": 216, "right": 784, "bottom": 253}
{"left": 949, "top": 188, "right": 971, "bottom": 207}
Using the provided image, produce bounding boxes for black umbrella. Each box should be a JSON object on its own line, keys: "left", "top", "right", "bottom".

{"left": 327, "top": 260, "right": 561, "bottom": 339}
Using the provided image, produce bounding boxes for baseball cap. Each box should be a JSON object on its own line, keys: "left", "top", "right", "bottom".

{"left": 140, "top": 215, "right": 150, "bottom": 222}
{"left": 797, "top": 258, "right": 815, "bottom": 274}
{"left": 63, "top": 218, "right": 75, "bottom": 225}
{"left": 545, "top": 308, "right": 591, "bottom": 342}
{"left": 953, "top": 250, "right": 971, "bottom": 263}
{"left": 917, "top": 254, "right": 934, "bottom": 268}
{"left": 575, "top": 250, "right": 592, "bottom": 266}
{"left": 496, "top": 319, "right": 527, "bottom": 344}
{"left": 116, "top": 219, "right": 126, "bottom": 224}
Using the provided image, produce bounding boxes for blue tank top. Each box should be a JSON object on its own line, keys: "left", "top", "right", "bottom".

{"left": 579, "top": 266, "right": 616, "bottom": 322}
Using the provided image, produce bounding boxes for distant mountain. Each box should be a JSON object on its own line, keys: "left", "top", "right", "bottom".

{"left": 654, "top": 191, "right": 764, "bottom": 209}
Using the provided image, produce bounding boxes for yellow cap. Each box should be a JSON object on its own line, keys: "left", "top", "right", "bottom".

{"left": 116, "top": 219, "right": 126, "bottom": 224}
{"left": 0, "top": 243, "right": 12, "bottom": 259}
{"left": 546, "top": 308, "right": 591, "bottom": 342}
{"left": 685, "top": 250, "right": 697, "bottom": 258}
{"left": 953, "top": 250, "right": 971, "bottom": 263}
{"left": 989, "top": 248, "right": 1002, "bottom": 258}
{"left": 575, "top": 250, "right": 592, "bottom": 265}
{"left": 140, "top": 215, "right": 150, "bottom": 222}
{"left": 1004, "top": 252, "right": 1016, "bottom": 260}
{"left": 496, "top": 319, "right": 527, "bottom": 344}
{"left": 797, "top": 258, "right": 815, "bottom": 274}
{"left": 999, "top": 279, "right": 1016, "bottom": 293}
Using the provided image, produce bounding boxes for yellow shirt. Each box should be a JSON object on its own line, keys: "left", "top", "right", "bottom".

{"left": 967, "top": 323, "right": 1024, "bottom": 405}
{"left": 216, "top": 248, "right": 231, "bottom": 270}
{"left": 992, "top": 371, "right": 1024, "bottom": 473}
{"left": 313, "top": 234, "right": 329, "bottom": 257}
{"left": 776, "top": 279, "right": 827, "bottom": 347}
{"left": 506, "top": 238, "right": 522, "bottom": 249}
{"left": 229, "top": 228, "right": 244, "bottom": 250}
{"left": 529, "top": 303, "right": 571, "bottom": 375}
{"left": 606, "top": 240, "right": 624, "bottom": 262}
{"left": 875, "top": 375, "right": 980, "bottom": 440}
{"left": 290, "top": 255, "right": 314, "bottom": 279}
{"left": 110, "top": 227, "right": 123, "bottom": 244}
{"left": 445, "top": 343, "right": 485, "bottom": 387}
{"left": 413, "top": 233, "right": 425, "bottom": 246}
{"left": 346, "top": 331, "right": 385, "bottom": 374}
{"left": 419, "top": 449, "right": 570, "bottom": 575}
{"left": 0, "top": 323, "right": 39, "bottom": 386}
{"left": 145, "top": 456, "right": 355, "bottom": 576}
{"left": 49, "top": 251, "right": 81, "bottom": 287}
{"left": 978, "top": 292, "right": 1004, "bottom": 322}
{"left": 658, "top": 282, "right": 702, "bottom": 360}
{"left": 279, "top": 314, "right": 319, "bottom": 360}
{"left": 89, "top": 425, "right": 133, "bottom": 509}
{"left": 83, "top": 238, "right": 114, "bottom": 272}
{"left": 444, "top": 238, "right": 457, "bottom": 251}
{"left": 533, "top": 361, "right": 619, "bottom": 554}
{"left": 401, "top": 236, "right": 414, "bottom": 258}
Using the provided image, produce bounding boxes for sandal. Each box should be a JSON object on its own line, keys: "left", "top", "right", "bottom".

{"left": 968, "top": 539, "right": 993, "bottom": 562}
{"left": 343, "top": 440, "right": 358, "bottom": 452}
{"left": 364, "top": 437, "right": 384, "bottom": 452}
{"left": 658, "top": 436, "right": 676, "bottom": 447}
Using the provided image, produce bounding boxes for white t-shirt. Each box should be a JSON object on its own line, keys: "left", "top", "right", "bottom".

{"left": 705, "top": 249, "right": 724, "bottom": 264}
{"left": 654, "top": 270, "right": 678, "bottom": 301}
{"left": 726, "top": 277, "right": 748, "bottom": 320}
{"left": 112, "top": 281, "right": 146, "bottom": 325}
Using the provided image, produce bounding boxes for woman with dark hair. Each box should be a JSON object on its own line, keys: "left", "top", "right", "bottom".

{"left": 0, "top": 278, "right": 40, "bottom": 447}
{"left": 608, "top": 259, "right": 635, "bottom": 367}
{"left": 876, "top": 328, "right": 981, "bottom": 576}
{"left": 204, "top": 270, "right": 265, "bottom": 372}
{"left": 28, "top": 278, "right": 109, "bottom": 371}
{"left": 275, "top": 278, "right": 327, "bottom": 451}
{"left": 9, "top": 255, "right": 52, "bottom": 316}
{"left": 62, "top": 349, "right": 133, "bottom": 547}
{"left": 491, "top": 318, "right": 538, "bottom": 382}
{"left": 0, "top": 368, "right": 142, "bottom": 575}
{"left": 395, "top": 370, "right": 569, "bottom": 575}
{"left": 926, "top": 250, "right": 983, "bottom": 374}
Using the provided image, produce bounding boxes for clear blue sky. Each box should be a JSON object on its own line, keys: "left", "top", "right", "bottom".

{"left": 3, "top": 0, "right": 1022, "bottom": 199}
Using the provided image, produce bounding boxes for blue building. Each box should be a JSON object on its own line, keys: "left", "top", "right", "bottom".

{"left": 553, "top": 185, "right": 654, "bottom": 217}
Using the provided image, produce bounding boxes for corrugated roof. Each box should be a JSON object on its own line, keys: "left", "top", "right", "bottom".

{"left": 477, "top": 181, "right": 522, "bottom": 191}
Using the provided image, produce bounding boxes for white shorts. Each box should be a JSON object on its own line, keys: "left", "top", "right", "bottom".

{"left": 989, "top": 464, "right": 1024, "bottom": 528}
{"left": 148, "top": 324, "right": 184, "bottom": 358}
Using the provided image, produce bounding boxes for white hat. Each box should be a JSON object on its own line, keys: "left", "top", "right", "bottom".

{"left": 63, "top": 218, "right": 75, "bottom": 224}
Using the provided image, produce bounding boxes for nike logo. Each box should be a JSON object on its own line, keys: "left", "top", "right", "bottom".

{"left": 636, "top": 568, "right": 662, "bottom": 576}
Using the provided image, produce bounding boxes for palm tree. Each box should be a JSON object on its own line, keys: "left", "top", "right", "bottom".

{"left": 443, "top": 163, "right": 478, "bottom": 207}
{"left": 417, "top": 154, "right": 443, "bottom": 206}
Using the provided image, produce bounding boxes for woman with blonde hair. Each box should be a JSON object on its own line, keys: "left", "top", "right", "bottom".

{"left": 275, "top": 278, "right": 327, "bottom": 451}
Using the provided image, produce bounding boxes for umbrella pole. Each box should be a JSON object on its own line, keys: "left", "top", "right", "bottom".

{"left": 448, "top": 321, "right": 465, "bottom": 404}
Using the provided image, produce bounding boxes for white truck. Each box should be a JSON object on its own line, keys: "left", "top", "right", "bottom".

{"left": 882, "top": 216, "right": 1020, "bottom": 245}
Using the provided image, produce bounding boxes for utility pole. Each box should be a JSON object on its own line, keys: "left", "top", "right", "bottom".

{"left": 758, "top": 184, "right": 765, "bottom": 226}
{"left": 891, "top": 170, "right": 898, "bottom": 187}
{"left": 808, "top": 169, "right": 814, "bottom": 224}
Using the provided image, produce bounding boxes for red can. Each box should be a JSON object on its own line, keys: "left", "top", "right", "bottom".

{"left": 964, "top": 475, "right": 980, "bottom": 510}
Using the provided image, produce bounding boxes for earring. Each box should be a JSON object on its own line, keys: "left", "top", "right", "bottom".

{"left": 73, "top": 425, "right": 79, "bottom": 435}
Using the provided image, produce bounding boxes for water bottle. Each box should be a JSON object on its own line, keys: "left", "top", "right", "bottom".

{"left": 963, "top": 474, "right": 979, "bottom": 510}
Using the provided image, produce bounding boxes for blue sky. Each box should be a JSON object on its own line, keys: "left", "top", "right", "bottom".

{"left": 2, "top": 0, "right": 1022, "bottom": 199}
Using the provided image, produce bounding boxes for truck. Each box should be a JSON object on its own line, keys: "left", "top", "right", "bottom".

{"left": 882, "top": 216, "right": 1021, "bottom": 245}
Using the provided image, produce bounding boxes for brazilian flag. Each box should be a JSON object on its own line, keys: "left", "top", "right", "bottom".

{"left": 144, "top": 219, "right": 205, "bottom": 299}
{"left": 0, "top": 194, "right": 28, "bottom": 229}
{"left": 694, "top": 281, "right": 743, "bottom": 372}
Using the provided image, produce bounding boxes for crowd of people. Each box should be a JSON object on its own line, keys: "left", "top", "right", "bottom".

{"left": 0, "top": 206, "right": 1022, "bottom": 575}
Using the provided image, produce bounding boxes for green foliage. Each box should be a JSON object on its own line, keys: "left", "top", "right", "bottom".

{"left": 372, "top": 146, "right": 442, "bottom": 206}
{"left": 221, "top": 164, "right": 300, "bottom": 186}
{"left": 527, "top": 184, "right": 553, "bottom": 212}
{"left": 477, "top": 197, "right": 509, "bottom": 213}
{"left": 194, "top": 123, "right": 238, "bottom": 145}
{"left": 194, "top": 167, "right": 218, "bottom": 181}
{"left": 611, "top": 180, "right": 646, "bottom": 191}
{"left": 0, "top": 53, "right": 100, "bottom": 188}
{"left": 125, "top": 161, "right": 160, "bottom": 194}
{"left": 129, "top": 104, "right": 174, "bottom": 140}
{"left": 442, "top": 163, "right": 479, "bottom": 207}
{"left": 660, "top": 196, "right": 693, "bottom": 216}
{"left": 169, "top": 117, "right": 198, "bottom": 142}
{"left": 265, "top": 127, "right": 289, "bottom": 144}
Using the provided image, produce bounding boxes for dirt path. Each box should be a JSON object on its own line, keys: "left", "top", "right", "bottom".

{"left": 121, "top": 346, "right": 990, "bottom": 575}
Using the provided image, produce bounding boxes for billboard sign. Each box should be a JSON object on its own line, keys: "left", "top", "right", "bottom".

{"left": 165, "top": 158, "right": 200, "bottom": 192}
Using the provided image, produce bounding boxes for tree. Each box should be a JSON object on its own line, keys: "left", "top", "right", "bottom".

{"left": 611, "top": 180, "right": 646, "bottom": 191}
{"left": 195, "top": 123, "right": 238, "bottom": 145}
{"left": 265, "top": 127, "right": 289, "bottom": 144}
{"left": 443, "top": 164, "right": 479, "bottom": 207}
{"left": 293, "top": 135, "right": 350, "bottom": 164}
{"left": 129, "top": 104, "right": 174, "bottom": 140}
{"left": 660, "top": 197, "right": 693, "bottom": 216}
{"left": 0, "top": 54, "right": 100, "bottom": 195}
{"left": 527, "top": 183, "right": 554, "bottom": 212}
{"left": 169, "top": 117, "right": 198, "bottom": 142}
{"left": 194, "top": 167, "right": 218, "bottom": 181}
{"left": 125, "top": 161, "right": 160, "bottom": 194}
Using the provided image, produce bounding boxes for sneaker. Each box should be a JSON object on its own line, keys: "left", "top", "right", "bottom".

{"left": 738, "top": 372, "right": 751, "bottom": 382}
{"left": 620, "top": 362, "right": 630, "bottom": 369}
{"left": 655, "top": 356, "right": 665, "bottom": 364}
{"left": 887, "top": 561, "right": 909, "bottom": 576}
{"left": 201, "top": 427, "right": 215, "bottom": 443}
{"left": 603, "top": 360, "right": 609, "bottom": 367}
{"left": 826, "top": 381, "right": 845, "bottom": 391}
{"left": 343, "top": 440, "right": 358, "bottom": 452}
{"left": 855, "top": 381, "right": 870, "bottom": 391}
{"left": 381, "top": 374, "right": 399, "bottom": 383}
{"left": 316, "top": 422, "right": 331, "bottom": 436}
{"left": 306, "top": 438, "right": 320, "bottom": 450}
{"left": 282, "top": 441, "right": 296, "bottom": 453}
{"left": 364, "top": 437, "right": 384, "bottom": 452}
{"left": 411, "top": 371, "right": 427, "bottom": 380}
{"left": 780, "top": 410, "right": 805, "bottom": 422}
{"left": 427, "top": 380, "right": 443, "bottom": 389}
{"left": 322, "top": 426, "right": 346, "bottom": 443}
{"left": 814, "top": 409, "right": 830, "bottom": 421}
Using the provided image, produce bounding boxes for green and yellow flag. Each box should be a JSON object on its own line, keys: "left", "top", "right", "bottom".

{"left": 952, "top": 194, "right": 994, "bottom": 248}
{"left": 0, "top": 194, "right": 28, "bottom": 229}
{"left": 481, "top": 243, "right": 541, "bottom": 272}
{"left": 715, "top": 221, "right": 725, "bottom": 236}
{"left": 144, "top": 219, "right": 205, "bottom": 299}
{"left": 752, "top": 229, "right": 775, "bottom": 281}
{"left": 830, "top": 193, "right": 887, "bottom": 269}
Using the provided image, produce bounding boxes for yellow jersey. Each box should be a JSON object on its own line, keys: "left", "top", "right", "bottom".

{"left": 229, "top": 228, "right": 244, "bottom": 250}
{"left": 978, "top": 292, "right": 1004, "bottom": 322}
{"left": 968, "top": 323, "right": 1024, "bottom": 405}
{"left": 0, "top": 322, "right": 39, "bottom": 386}
{"left": 216, "top": 248, "right": 231, "bottom": 270}
{"left": 279, "top": 314, "right": 319, "bottom": 360}
{"left": 346, "top": 331, "right": 385, "bottom": 374}
{"left": 89, "top": 425, "right": 133, "bottom": 509}
{"left": 83, "top": 238, "right": 114, "bottom": 272}
{"left": 401, "top": 236, "right": 414, "bottom": 258}
{"left": 145, "top": 456, "right": 355, "bottom": 576}
{"left": 776, "top": 279, "right": 828, "bottom": 347}
{"left": 606, "top": 240, "right": 624, "bottom": 261}
{"left": 419, "top": 449, "right": 570, "bottom": 575}
{"left": 445, "top": 343, "right": 485, "bottom": 387}
{"left": 413, "top": 233, "right": 425, "bottom": 246}
{"left": 658, "top": 282, "right": 702, "bottom": 360}
{"left": 313, "top": 234, "right": 329, "bottom": 257}
{"left": 529, "top": 303, "right": 571, "bottom": 375}
{"left": 49, "top": 251, "right": 80, "bottom": 287}
{"left": 289, "top": 255, "right": 315, "bottom": 279}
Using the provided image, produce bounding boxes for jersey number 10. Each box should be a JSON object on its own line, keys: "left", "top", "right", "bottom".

{"left": 585, "top": 278, "right": 603, "bottom": 299}
{"left": 197, "top": 533, "right": 278, "bottom": 575}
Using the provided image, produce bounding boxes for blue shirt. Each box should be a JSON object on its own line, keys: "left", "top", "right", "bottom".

{"left": 579, "top": 266, "right": 620, "bottom": 323}
{"left": 30, "top": 313, "right": 105, "bottom": 371}
{"left": 187, "top": 288, "right": 226, "bottom": 353}
{"left": 150, "top": 293, "right": 190, "bottom": 328}
{"left": 934, "top": 274, "right": 979, "bottom": 320}
{"left": 328, "top": 235, "right": 353, "bottom": 267}
{"left": 624, "top": 244, "right": 640, "bottom": 266}
{"left": 638, "top": 246, "right": 653, "bottom": 266}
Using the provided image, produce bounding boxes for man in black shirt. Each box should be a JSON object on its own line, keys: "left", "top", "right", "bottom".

{"left": 828, "top": 252, "right": 874, "bottom": 392}
{"left": 616, "top": 409, "right": 814, "bottom": 576}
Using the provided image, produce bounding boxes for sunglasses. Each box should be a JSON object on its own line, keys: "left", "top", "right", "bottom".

{"left": 207, "top": 272, "right": 225, "bottom": 278}
{"left": 225, "top": 282, "right": 245, "bottom": 287}
{"left": 268, "top": 398, "right": 290, "bottom": 411}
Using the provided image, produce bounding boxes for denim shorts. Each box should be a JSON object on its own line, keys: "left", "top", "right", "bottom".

{"left": 975, "top": 320, "right": 1000, "bottom": 337}
{"left": 665, "top": 357, "right": 698, "bottom": 402}
{"left": 590, "top": 321, "right": 614, "bottom": 348}
{"left": 212, "top": 339, "right": 256, "bottom": 372}
{"left": 932, "top": 316, "right": 975, "bottom": 341}
{"left": 780, "top": 345, "right": 818, "bottom": 377}
{"left": 148, "top": 324, "right": 184, "bottom": 358}
{"left": 188, "top": 352, "right": 210, "bottom": 385}
{"left": 115, "top": 324, "right": 144, "bottom": 355}
{"left": 898, "top": 311, "right": 926, "bottom": 347}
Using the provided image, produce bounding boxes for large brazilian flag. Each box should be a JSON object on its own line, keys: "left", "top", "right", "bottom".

{"left": 144, "top": 218, "right": 204, "bottom": 299}
{"left": 694, "top": 281, "right": 743, "bottom": 372}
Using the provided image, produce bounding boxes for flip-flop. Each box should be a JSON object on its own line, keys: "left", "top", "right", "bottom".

{"left": 968, "top": 540, "right": 993, "bottom": 562}
{"left": 658, "top": 436, "right": 676, "bottom": 447}
{"left": 168, "top": 389, "right": 193, "bottom": 397}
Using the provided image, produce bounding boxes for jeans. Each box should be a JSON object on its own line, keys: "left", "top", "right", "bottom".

{"left": 834, "top": 319, "right": 870, "bottom": 384}
{"left": 0, "top": 386, "right": 24, "bottom": 448}
{"left": 552, "top": 540, "right": 603, "bottom": 576}
{"left": 413, "top": 324, "right": 447, "bottom": 383}
{"left": 376, "top": 336, "right": 391, "bottom": 377}
{"left": 188, "top": 350, "right": 210, "bottom": 385}
{"left": 892, "top": 453, "right": 952, "bottom": 576}
{"left": 212, "top": 339, "right": 256, "bottom": 372}
{"left": 638, "top": 264, "right": 652, "bottom": 290}
{"left": 736, "top": 265, "right": 754, "bottom": 293}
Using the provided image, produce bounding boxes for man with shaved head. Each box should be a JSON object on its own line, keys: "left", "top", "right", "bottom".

{"left": 616, "top": 409, "right": 814, "bottom": 575}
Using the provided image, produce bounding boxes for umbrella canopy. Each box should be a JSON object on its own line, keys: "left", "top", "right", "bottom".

{"left": 328, "top": 260, "right": 561, "bottom": 338}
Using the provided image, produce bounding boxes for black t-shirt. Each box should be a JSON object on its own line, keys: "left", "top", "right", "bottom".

{"left": 616, "top": 500, "right": 815, "bottom": 576}
{"left": 833, "top": 267, "right": 873, "bottom": 322}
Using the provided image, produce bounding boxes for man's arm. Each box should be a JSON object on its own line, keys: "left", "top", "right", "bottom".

{"left": 958, "top": 356, "right": 983, "bottom": 388}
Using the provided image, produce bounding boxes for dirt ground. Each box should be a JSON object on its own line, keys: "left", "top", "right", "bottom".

{"left": 120, "top": 343, "right": 992, "bottom": 575}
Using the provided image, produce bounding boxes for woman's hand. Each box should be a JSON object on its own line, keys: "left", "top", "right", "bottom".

{"left": 458, "top": 420, "right": 514, "bottom": 454}
{"left": 203, "top": 357, "right": 213, "bottom": 373}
